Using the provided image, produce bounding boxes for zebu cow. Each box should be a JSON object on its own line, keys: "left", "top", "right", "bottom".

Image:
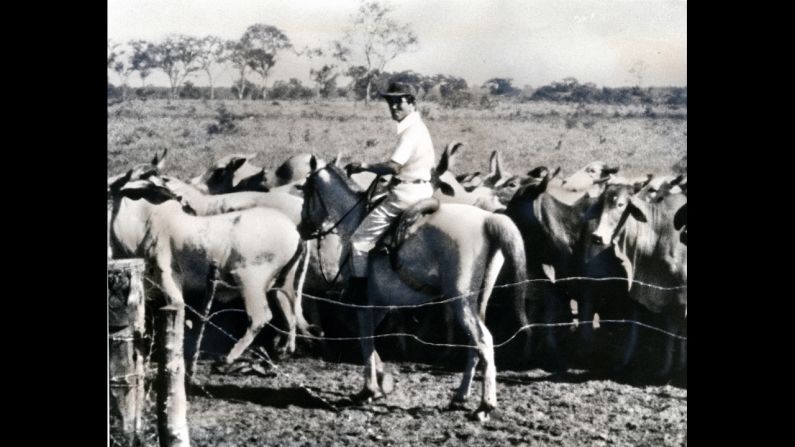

{"left": 298, "top": 164, "right": 532, "bottom": 421}
{"left": 584, "top": 184, "right": 687, "bottom": 378}
{"left": 503, "top": 165, "right": 621, "bottom": 370}
{"left": 109, "top": 163, "right": 306, "bottom": 363}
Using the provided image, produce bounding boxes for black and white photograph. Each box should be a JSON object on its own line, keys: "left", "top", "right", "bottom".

{"left": 107, "top": 1, "right": 687, "bottom": 445}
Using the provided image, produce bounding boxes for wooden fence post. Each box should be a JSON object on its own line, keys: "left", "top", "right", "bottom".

{"left": 108, "top": 259, "right": 146, "bottom": 447}
{"left": 156, "top": 304, "right": 190, "bottom": 447}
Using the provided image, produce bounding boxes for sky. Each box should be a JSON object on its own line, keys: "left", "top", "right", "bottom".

{"left": 107, "top": 0, "right": 686, "bottom": 89}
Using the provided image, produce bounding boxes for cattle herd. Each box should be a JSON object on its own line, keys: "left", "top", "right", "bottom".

{"left": 108, "top": 144, "right": 687, "bottom": 420}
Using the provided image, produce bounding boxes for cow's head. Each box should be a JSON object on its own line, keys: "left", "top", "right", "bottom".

{"left": 272, "top": 153, "right": 327, "bottom": 188}
{"left": 190, "top": 153, "right": 267, "bottom": 194}
{"left": 561, "top": 161, "right": 619, "bottom": 191}
{"left": 587, "top": 184, "right": 647, "bottom": 248}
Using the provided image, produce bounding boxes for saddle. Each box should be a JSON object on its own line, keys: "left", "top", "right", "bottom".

{"left": 368, "top": 197, "right": 441, "bottom": 293}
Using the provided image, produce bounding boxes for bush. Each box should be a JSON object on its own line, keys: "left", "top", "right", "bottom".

{"left": 440, "top": 90, "right": 472, "bottom": 109}
{"left": 206, "top": 104, "right": 238, "bottom": 135}
{"left": 179, "top": 81, "right": 203, "bottom": 99}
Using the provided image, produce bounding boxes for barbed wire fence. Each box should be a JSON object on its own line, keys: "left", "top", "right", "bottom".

{"left": 111, "top": 271, "right": 685, "bottom": 444}
{"left": 143, "top": 273, "right": 687, "bottom": 370}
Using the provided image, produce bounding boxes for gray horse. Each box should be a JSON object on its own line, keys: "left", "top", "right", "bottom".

{"left": 298, "top": 164, "right": 533, "bottom": 421}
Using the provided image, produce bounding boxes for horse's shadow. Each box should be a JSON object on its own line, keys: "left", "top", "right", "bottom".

{"left": 189, "top": 384, "right": 342, "bottom": 411}
{"left": 188, "top": 383, "right": 470, "bottom": 416}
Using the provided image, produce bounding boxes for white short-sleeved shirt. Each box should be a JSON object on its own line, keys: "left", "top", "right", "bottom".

{"left": 390, "top": 111, "right": 435, "bottom": 182}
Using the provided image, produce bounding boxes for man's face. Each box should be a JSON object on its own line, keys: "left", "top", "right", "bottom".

{"left": 386, "top": 96, "right": 414, "bottom": 122}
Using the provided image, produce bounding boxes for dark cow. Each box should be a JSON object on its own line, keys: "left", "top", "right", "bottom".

{"left": 503, "top": 167, "right": 617, "bottom": 371}
{"left": 583, "top": 184, "right": 687, "bottom": 378}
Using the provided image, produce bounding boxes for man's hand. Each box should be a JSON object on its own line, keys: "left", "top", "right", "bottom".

{"left": 345, "top": 162, "right": 365, "bottom": 176}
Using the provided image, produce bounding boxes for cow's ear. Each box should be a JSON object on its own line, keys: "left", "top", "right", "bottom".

{"left": 309, "top": 154, "right": 318, "bottom": 172}
{"left": 228, "top": 157, "right": 247, "bottom": 171}
{"left": 627, "top": 196, "right": 648, "bottom": 223}
{"left": 583, "top": 202, "right": 602, "bottom": 221}
{"left": 438, "top": 180, "right": 455, "bottom": 196}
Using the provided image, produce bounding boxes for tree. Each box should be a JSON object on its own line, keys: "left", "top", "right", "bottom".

{"left": 108, "top": 39, "right": 119, "bottom": 69}
{"left": 110, "top": 44, "right": 134, "bottom": 100}
{"left": 129, "top": 40, "right": 156, "bottom": 88}
{"left": 310, "top": 64, "right": 339, "bottom": 98}
{"left": 151, "top": 34, "right": 203, "bottom": 99}
{"left": 226, "top": 40, "right": 250, "bottom": 100}
{"left": 195, "top": 36, "right": 228, "bottom": 100}
{"left": 241, "top": 24, "right": 292, "bottom": 99}
{"left": 334, "top": 0, "right": 419, "bottom": 104}
{"left": 483, "top": 78, "right": 519, "bottom": 96}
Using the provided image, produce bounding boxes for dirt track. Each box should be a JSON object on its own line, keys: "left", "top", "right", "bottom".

{"left": 136, "top": 354, "right": 686, "bottom": 447}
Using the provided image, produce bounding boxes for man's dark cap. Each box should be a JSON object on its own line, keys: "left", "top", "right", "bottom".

{"left": 379, "top": 82, "right": 417, "bottom": 100}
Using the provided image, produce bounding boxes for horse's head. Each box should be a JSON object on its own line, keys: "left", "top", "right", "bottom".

{"left": 298, "top": 163, "right": 364, "bottom": 240}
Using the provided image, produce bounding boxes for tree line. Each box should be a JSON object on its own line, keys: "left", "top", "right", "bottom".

{"left": 108, "top": 0, "right": 686, "bottom": 108}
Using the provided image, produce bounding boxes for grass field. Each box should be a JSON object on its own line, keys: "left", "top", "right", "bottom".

{"left": 107, "top": 99, "right": 686, "bottom": 180}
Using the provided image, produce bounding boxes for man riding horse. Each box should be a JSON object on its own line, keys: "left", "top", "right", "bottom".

{"left": 344, "top": 82, "right": 436, "bottom": 304}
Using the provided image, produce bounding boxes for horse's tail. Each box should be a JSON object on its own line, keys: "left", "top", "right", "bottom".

{"left": 483, "top": 213, "right": 532, "bottom": 347}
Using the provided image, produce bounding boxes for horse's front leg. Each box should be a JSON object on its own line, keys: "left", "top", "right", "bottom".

{"left": 356, "top": 307, "right": 389, "bottom": 400}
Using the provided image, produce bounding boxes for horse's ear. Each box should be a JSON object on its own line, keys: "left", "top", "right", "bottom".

{"left": 438, "top": 180, "right": 455, "bottom": 196}
{"left": 309, "top": 155, "right": 318, "bottom": 172}
{"left": 331, "top": 151, "right": 343, "bottom": 168}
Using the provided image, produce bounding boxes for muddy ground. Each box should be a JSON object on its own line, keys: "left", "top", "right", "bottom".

{"left": 134, "top": 351, "right": 686, "bottom": 447}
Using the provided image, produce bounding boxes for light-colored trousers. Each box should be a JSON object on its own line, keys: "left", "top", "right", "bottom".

{"left": 350, "top": 182, "right": 433, "bottom": 277}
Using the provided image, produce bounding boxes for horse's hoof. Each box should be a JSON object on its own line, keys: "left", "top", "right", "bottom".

{"left": 352, "top": 388, "right": 384, "bottom": 403}
{"left": 378, "top": 372, "right": 395, "bottom": 395}
{"left": 469, "top": 404, "right": 495, "bottom": 422}
{"left": 448, "top": 398, "right": 468, "bottom": 411}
